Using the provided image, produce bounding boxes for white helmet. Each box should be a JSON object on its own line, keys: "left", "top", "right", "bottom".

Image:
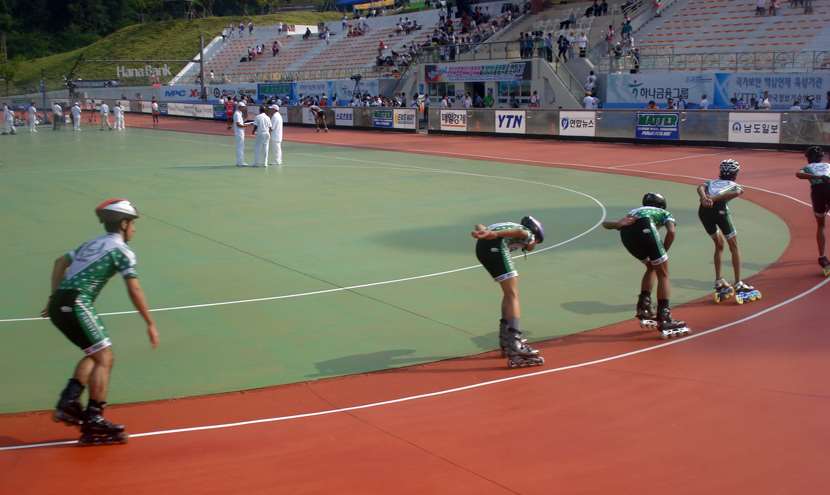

{"left": 95, "top": 198, "right": 139, "bottom": 224}
{"left": 719, "top": 159, "right": 740, "bottom": 180}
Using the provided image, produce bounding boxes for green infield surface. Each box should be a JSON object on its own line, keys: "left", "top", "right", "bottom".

{"left": 0, "top": 129, "right": 788, "bottom": 413}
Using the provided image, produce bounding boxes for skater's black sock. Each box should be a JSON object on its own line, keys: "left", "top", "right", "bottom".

{"left": 60, "top": 378, "right": 84, "bottom": 403}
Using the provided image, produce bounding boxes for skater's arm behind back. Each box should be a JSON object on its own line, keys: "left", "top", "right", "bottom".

{"left": 662, "top": 221, "right": 676, "bottom": 251}
{"left": 602, "top": 215, "right": 635, "bottom": 230}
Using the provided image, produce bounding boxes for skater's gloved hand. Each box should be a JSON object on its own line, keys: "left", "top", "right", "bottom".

{"left": 700, "top": 196, "right": 713, "bottom": 207}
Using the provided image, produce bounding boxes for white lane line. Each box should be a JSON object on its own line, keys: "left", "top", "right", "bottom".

{"left": 609, "top": 152, "right": 723, "bottom": 169}
{"left": 3, "top": 276, "right": 827, "bottom": 453}
{"left": 0, "top": 164, "right": 606, "bottom": 323}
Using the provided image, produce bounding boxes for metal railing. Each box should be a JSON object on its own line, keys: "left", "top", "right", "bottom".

{"left": 599, "top": 50, "right": 830, "bottom": 73}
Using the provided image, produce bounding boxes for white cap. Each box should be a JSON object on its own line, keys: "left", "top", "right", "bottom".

{"left": 237, "top": 101, "right": 246, "bottom": 107}
{"left": 269, "top": 104, "right": 280, "bottom": 111}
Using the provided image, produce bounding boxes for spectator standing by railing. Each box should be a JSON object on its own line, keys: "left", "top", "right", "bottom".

{"left": 577, "top": 32, "right": 588, "bottom": 57}
{"left": 585, "top": 70, "right": 597, "bottom": 94}
{"left": 699, "top": 95, "right": 710, "bottom": 110}
{"left": 756, "top": 0, "right": 766, "bottom": 15}
{"left": 769, "top": 0, "right": 780, "bottom": 15}
{"left": 544, "top": 33, "right": 553, "bottom": 62}
{"left": 71, "top": 101, "right": 81, "bottom": 130}
{"left": 654, "top": 0, "right": 663, "bottom": 17}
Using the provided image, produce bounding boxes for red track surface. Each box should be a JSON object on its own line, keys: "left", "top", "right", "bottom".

{"left": 2, "top": 115, "right": 828, "bottom": 494}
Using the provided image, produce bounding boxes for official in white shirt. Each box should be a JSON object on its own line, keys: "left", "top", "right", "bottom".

{"left": 52, "top": 102, "right": 63, "bottom": 130}
{"left": 71, "top": 102, "right": 82, "bottom": 131}
{"left": 233, "top": 101, "right": 250, "bottom": 167}
{"left": 28, "top": 102, "right": 38, "bottom": 133}
{"left": 113, "top": 102, "right": 125, "bottom": 130}
{"left": 699, "top": 95, "right": 710, "bottom": 110}
{"left": 253, "top": 106, "right": 272, "bottom": 167}
{"left": 268, "top": 104, "right": 283, "bottom": 166}
{"left": 3, "top": 103, "right": 15, "bottom": 135}
{"left": 583, "top": 93, "right": 598, "bottom": 109}
{"left": 100, "top": 102, "right": 112, "bottom": 130}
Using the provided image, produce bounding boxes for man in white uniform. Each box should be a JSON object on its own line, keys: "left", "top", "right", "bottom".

{"left": 113, "top": 102, "right": 125, "bottom": 131}
{"left": 28, "top": 102, "right": 38, "bottom": 132}
{"left": 253, "top": 105, "right": 272, "bottom": 167}
{"left": 100, "top": 102, "right": 112, "bottom": 130}
{"left": 71, "top": 102, "right": 82, "bottom": 131}
{"left": 52, "top": 102, "right": 63, "bottom": 130}
{"left": 233, "top": 101, "right": 250, "bottom": 167}
{"left": 268, "top": 104, "right": 283, "bottom": 166}
{"left": 3, "top": 103, "right": 16, "bottom": 135}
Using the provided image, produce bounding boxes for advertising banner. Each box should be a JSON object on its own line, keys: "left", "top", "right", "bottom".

{"left": 166, "top": 102, "right": 191, "bottom": 117}
{"left": 117, "top": 100, "right": 131, "bottom": 109}
{"left": 372, "top": 108, "right": 394, "bottom": 128}
{"left": 495, "top": 110, "right": 526, "bottom": 134}
{"left": 302, "top": 107, "right": 316, "bottom": 125}
{"left": 258, "top": 82, "right": 294, "bottom": 103}
{"left": 635, "top": 112, "right": 680, "bottom": 140}
{"left": 297, "top": 80, "right": 328, "bottom": 100}
{"left": 213, "top": 104, "right": 227, "bottom": 120}
{"left": 728, "top": 112, "right": 781, "bottom": 144}
{"left": 559, "top": 111, "right": 596, "bottom": 136}
{"left": 140, "top": 101, "right": 153, "bottom": 113}
{"left": 193, "top": 104, "right": 214, "bottom": 119}
{"left": 440, "top": 110, "right": 467, "bottom": 131}
{"left": 605, "top": 73, "right": 715, "bottom": 109}
{"left": 393, "top": 108, "right": 416, "bottom": 129}
{"left": 335, "top": 107, "right": 354, "bottom": 127}
{"left": 425, "top": 62, "right": 531, "bottom": 83}
{"left": 714, "top": 72, "right": 828, "bottom": 110}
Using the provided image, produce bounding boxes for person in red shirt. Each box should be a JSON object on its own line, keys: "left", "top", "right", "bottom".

{"left": 225, "top": 98, "right": 235, "bottom": 129}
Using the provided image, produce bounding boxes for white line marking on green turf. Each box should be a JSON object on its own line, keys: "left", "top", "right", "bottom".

{"left": 2, "top": 276, "right": 827, "bottom": 452}
{"left": 0, "top": 163, "right": 607, "bottom": 323}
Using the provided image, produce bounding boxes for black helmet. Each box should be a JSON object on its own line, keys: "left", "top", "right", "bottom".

{"left": 806, "top": 146, "right": 825, "bottom": 164}
{"left": 520, "top": 215, "right": 544, "bottom": 244}
{"left": 642, "top": 192, "right": 666, "bottom": 209}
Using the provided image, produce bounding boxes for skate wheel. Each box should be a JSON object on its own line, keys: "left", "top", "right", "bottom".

{"left": 713, "top": 294, "right": 720, "bottom": 303}
{"left": 735, "top": 296, "right": 743, "bottom": 304}
{"left": 756, "top": 293, "right": 762, "bottom": 300}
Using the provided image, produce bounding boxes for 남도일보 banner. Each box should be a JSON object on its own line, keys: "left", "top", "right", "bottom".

{"left": 495, "top": 110, "right": 526, "bottom": 134}
{"left": 425, "top": 62, "right": 531, "bottom": 83}
{"left": 440, "top": 110, "right": 467, "bottom": 131}
{"left": 635, "top": 112, "right": 680, "bottom": 140}
{"left": 728, "top": 112, "right": 781, "bottom": 144}
{"left": 558, "top": 111, "right": 596, "bottom": 137}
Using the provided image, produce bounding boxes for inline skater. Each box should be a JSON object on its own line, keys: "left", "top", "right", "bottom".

{"left": 602, "top": 193, "right": 689, "bottom": 338}
{"left": 472, "top": 216, "right": 546, "bottom": 368}
{"left": 796, "top": 146, "right": 830, "bottom": 276}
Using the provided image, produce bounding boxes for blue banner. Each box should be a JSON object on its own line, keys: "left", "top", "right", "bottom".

{"left": 372, "top": 109, "right": 394, "bottom": 128}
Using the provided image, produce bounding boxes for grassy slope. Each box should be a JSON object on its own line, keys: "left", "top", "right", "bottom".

{"left": 10, "top": 12, "right": 341, "bottom": 93}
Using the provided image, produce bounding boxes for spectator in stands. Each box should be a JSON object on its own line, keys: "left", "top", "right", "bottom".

{"left": 654, "top": 0, "right": 663, "bottom": 17}
{"left": 441, "top": 95, "right": 450, "bottom": 108}
{"left": 529, "top": 91, "right": 540, "bottom": 108}
{"left": 605, "top": 25, "right": 615, "bottom": 52}
{"left": 577, "top": 32, "right": 588, "bottom": 57}
{"left": 699, "top": 94, "right": 710, "bottom": 110}
{"left": 303, "top": 27, "right": 312, "bottom": 40}
{"left": 483, "top": 90, "right": 494, "bottom": 108}
{"left": 209, "top": 70, "right": 215, "bottom": 82}
{"left": 560, "top": 10, "right": 574, "bottom": 30}
{"left": 631, "top": 47, "right": 641, "bottom": 71}
{"left": 769, "top": 0, "right": 780, "bottom": 15}
{"left": 666, "top": 97, "right": 676, "bottom": 110}
{"left": 790, "top": 99, "right": 802, "bottom": 110}
{"left": 677, "top": 96, "right": 688, "bottom": 110}
{"left": 760, "top": 92, "right": 772, "bottom": 110}
{"left": 592, "top": 0, "right": 601, "bottom": 16}
{"left": 647, "top": 100, "right": 658, "bottom": 109}
{"left": 544, "top": 33, "right": 553, "bottom": 62}
{"left": 826, "top": 91, "right": 830, "bottom": 110}
{"left": 621, "top": 18, "right": 633, "bottom": 41}
{"left": 585, "top": 71, "right": 597, "bottom": 94}
{"left": 612, "top": 42, "right": 624, "bottom": 71}
{"left": 239, "top": 22, "right": 244, "bottom": 36}
{"left": 557, "top": 34, "right": 569, "bottom": 62}
{"left": 463, "top": 93, "right": 473, "bottom": 109}
{"left": 583, "top": 92, "right": 598, "bottom": 109}
{"left": 221, "top": 27, "right": 227, "bottom": 42}
{"left": 342, "top": 15, "right": 348, "bottom": 31}
{"left": 601, "top": 0, "right": 609, "bottom": 15}
{"left": 756, "top": 0, "right": 767, "bottom": 15}
{"left": 248, "top": 21, "right": 254, "bottom": 35}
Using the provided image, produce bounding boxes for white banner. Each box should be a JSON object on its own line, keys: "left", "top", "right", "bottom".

{"left": 715, "top": 73, "right": 829, "bottom": 110}
{"left": 140, "top": 101, "right": 153, "bottom": 113}
{"left": 302, "top": 107, "right": 316, "bottom": 125}
{"left": 393, "top": 108, "right": 416, "bottom": 130}
{"left": 606, "top": 73, "right": 714, "bottom": 109}
{"left": 117, "top": 99, "right": 130, "bottom": 109}
{"left": 335, "top": 107, "right": 354, "bottom": 127}
{"left": 440, "top": 110, "right": 467, "bottom": 131}
{"left": 166, "top": 102, "right": 192, "bottom": 117}
{"left": 495, "top": 110, "right": 526, "bottom": 134}
{"left": 193, "top": 104, "right": 214, "bottom": 119}
{"left": 559, "top": 111, "right": 596, "bottom": 137}
{"left": 728, "top": 112, "right": 781, "bottom": 144}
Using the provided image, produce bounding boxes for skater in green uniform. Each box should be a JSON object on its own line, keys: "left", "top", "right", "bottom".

{"left": 602, "top": 193, "right": 689, "bottom": 338}
{"left": 472, "top": 216, "right": 545, "bottom": 367}
{"left": 795, "top": 146, "right": 830, "bottom": 276}
{"left": 42, "top": 198, "right": 159, "bottom": 445}
{"left": 697, "top": 159, "right": 760, "bottom": 303}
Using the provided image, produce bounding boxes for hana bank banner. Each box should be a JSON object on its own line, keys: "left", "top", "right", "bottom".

{"left": 605, "top": 73, "right": 714, "bottom": 109}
